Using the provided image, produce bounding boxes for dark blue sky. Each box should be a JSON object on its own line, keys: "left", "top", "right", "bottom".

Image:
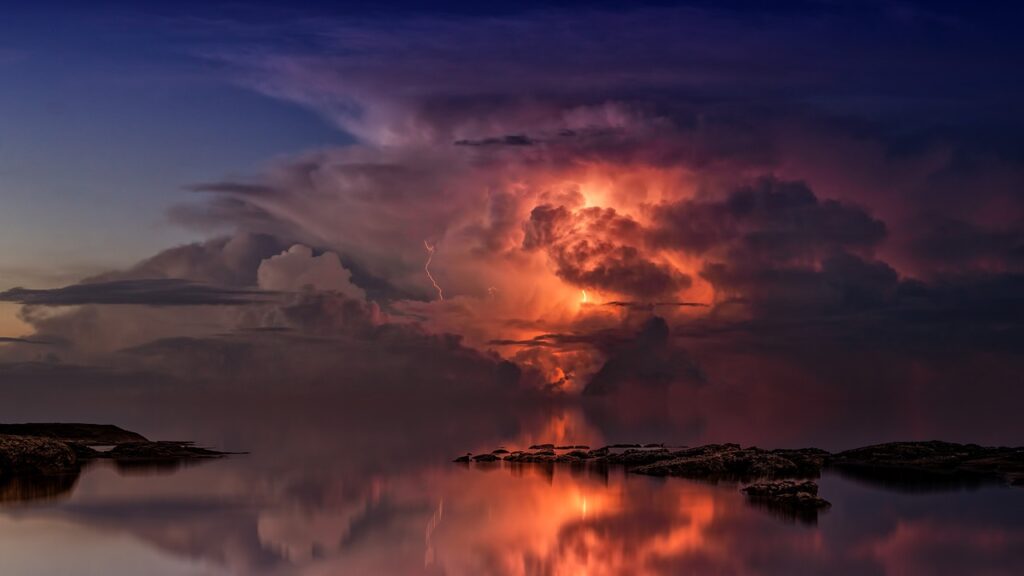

{"left": 1, "top": 0, "right": 1021, "bottom": 285}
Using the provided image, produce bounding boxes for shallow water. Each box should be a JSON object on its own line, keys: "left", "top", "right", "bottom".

{"left": 1, "top": 398, "right": 1023, "bottom": 576}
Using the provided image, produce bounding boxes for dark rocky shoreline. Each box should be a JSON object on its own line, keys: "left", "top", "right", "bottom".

{"left": 455, "top": 440, "right": 1024, "bottom": 522}
{"left": 0, "top": 423, "right": 235, "bottom": 504}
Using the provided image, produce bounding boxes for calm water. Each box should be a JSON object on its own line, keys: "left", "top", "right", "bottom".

{"left": 1, "top": 388, "right": 1023, "bottom": 576}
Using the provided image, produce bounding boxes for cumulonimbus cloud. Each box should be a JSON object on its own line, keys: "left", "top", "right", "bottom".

{"left": 3, "top": 2, "right": 1022, "bottom": 421}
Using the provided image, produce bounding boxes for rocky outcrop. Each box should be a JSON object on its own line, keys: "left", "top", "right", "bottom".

{"left": 831, "top": 441, "right": 1024, "bottom": 487}
{"left": 0, "top": 423, "right": 235, "bottom": 504}
{"left": 0, "top": 435, "right": 79, "bottom": 477}
{"left": 632, "top": 445, "right": 828, "bottom": 480}
{"left": 743, "top": 479, "right": 827, "bottom": 503}
{"left": 604, "top": 447, "right": 673, "bottom": 466}
{"left": 105, "top": 441, "right": 229, "bottom": 463}
{"left": 742, "top": 480, "right": 831, "bottom": 523}
{"left": 0, "top": 423, "right": 147, "bottom": 445}
{"left": 453, "top": 440, "right": 1024, "bottom": 524}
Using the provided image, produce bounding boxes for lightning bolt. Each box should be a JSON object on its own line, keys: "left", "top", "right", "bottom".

{"left": 581, "top": 289, "right": 588, "bottom": 303}
{"left": 423, "top": 240, "right": 444, "bottom": 301}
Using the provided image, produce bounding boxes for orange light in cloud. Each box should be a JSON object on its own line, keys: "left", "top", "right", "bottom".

{"left": 401, "top": 162, "right": 716, "bottom": 391}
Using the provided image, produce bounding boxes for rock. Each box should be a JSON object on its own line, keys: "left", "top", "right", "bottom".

{"left": 492, "top": 449, "right": 510, "bottom": 455}
{"left": 504, "top": 448, "right": 560, "bottom": 463}
{"left": 0, "top": 424, "right": 236, "bottom": 505}
{"left": 831, "top": 441, "right": 1024, "bottom": 488}
{"left": 643, "top": 443, "right": 664, "bottom": 448}
{"left": 0, "top": 423, "right": 147, "bottom": 445}
{"left": 1, "top": 423, "right": 232, "bottom": 473}
{"left": 605, "top": 447, "right": 673, "bottom": 467}
{"left": 453, "top": 453, "right": 472, "bottom": 463}
{"left": 631, "top": 444, "right": 827, "bottom": 480}
{"left": 472, "top": 453, "right": 501, "bottom": 462}
{"left": 104, "top": 441, "right": 228, "bottom": 462}
{"left": 0, "top": 435, "right": 79, "bottom": 477}
{"left": 742, "top": 480, "right": 831, "bottom": 523}
{"left": 565, "top": 450, "right": 591, "bottom": 459}
{"left": 607, "top": 443, "right": 642, "bottom": 449}
{"left": 743, "top": 480, "right": 827, "bottom": 502}
{"left": 529, "top": 443, "right": 555, "bottom": 450}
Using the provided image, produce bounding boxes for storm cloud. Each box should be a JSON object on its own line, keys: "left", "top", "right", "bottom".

{"left": 0, "top": 0, "right": 1021, "bottom": 443}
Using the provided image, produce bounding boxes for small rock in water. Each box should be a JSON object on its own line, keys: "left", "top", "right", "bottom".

{"left": 742, "top": 479, "right": 832, "bottom": 517}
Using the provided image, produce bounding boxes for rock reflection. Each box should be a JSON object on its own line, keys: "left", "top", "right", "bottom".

{"left": 0, "top": 472, "right": 79, "bottom": 505}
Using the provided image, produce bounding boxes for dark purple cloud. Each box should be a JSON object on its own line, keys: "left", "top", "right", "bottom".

{"left": 0, "top": 279, "right": 275, "bottom": 307}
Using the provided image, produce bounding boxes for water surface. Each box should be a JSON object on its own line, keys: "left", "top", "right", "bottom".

{"left": 1, "top": 396, "right": 1022, "bottom": 576}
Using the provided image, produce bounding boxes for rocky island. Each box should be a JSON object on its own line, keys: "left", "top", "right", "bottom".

{"left": 455, "top": 440, "right": 1024, "bottom": 522}
{"left": 0, "top": 423, "right": 234, "bottom": 504}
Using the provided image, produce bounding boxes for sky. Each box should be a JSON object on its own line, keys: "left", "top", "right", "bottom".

{"left": 0, "top": 1, "right": 1022, "bottom": 446}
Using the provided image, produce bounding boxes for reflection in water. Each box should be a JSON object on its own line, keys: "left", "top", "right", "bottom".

{"left": 0, "top": 473, "right": 79, "bottom": 505}
{"left": 0, "top": 457, "right": 230, "bottom": 507}
{"left": 424, "top": 498, "right": 444, "bottom": 568}
{"left": 831, "top": 465, "right": 1000, "bottom": 494}
{"left": 0, "top": 400, "right": 1022, "bottom": 574}
{"left": 4, "top": 451, "right": 1023, "bottom": 576}
{"left": 743, "top": 492, "right": 824, "bottom": 526}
